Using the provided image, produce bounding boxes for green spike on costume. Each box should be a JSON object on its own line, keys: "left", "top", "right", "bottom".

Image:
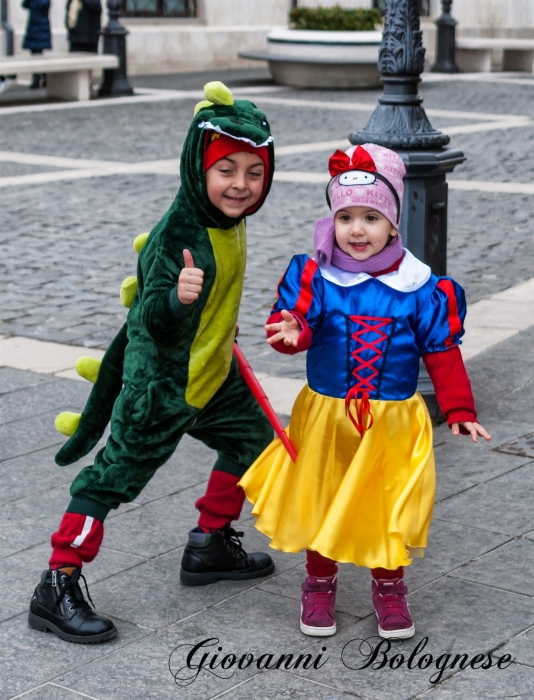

{"left": 120, "top": 276, "right": 138, "bottom": 308}
{"left": 133, "top": 232, "right": 149, "bottom": 254}
{"left": 54, "top": 82, "right": 275, "bottom": 518}
{"left": 75, "top": 357, "right": 102, "bottom": 384}
{"left": 55, "top": 412, "right": 81, "bottom": 436}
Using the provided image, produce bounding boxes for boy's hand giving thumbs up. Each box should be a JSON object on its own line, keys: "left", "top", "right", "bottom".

{"left": 177, "top": 249, "right": 204, "bottom": 304}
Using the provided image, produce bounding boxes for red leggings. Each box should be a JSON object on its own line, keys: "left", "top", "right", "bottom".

{"left": 49, "top": 470, "right": 246, "bottom": 568}
{"left": 306, "top": 550, "right": 403, "bottom": 579}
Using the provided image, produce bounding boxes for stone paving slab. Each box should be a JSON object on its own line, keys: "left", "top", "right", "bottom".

{"left": 449, "top": 537, "right": 534, "bottom": 598}
{"left": 433, "top": 461, "right": 534, "bottom": 537}
{"left": 498, "top": 626, "right": 534, "bottom": 668}
{"left": 0, "top": 366, "right": 54, "bottom": 394}
{"left": 420, "top": 662, "right": 534, "bottom": 699}
{"left": 1, "top": 611, "right": 150, "bottom": 700}
{"left": 208, "top": 670, "right": 358, "bottom": 700}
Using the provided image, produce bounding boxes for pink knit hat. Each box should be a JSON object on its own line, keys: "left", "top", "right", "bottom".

{"left": 327, "top": 144, "right": 406, "bottom": 228}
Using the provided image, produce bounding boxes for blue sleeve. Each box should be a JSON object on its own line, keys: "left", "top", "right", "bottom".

{"left": 271, "top": 254, "right": 324, "bottom": 330}
{"left": 415, "top": 277, "right": 467, "bottom": 354}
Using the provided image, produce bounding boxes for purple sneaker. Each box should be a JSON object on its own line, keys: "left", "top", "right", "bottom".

{"left": 372, "top": 577, "right": 415, "bottom": 639}
{"left": 300, "top": 575, "right": 337, "bottom": 636}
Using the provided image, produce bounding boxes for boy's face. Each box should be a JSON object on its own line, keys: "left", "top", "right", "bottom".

{"left": 334, "top": 206, "right": 396, "bottom": 260}
{"left": 205, "top": 151, "right": 265, "bottom": 218}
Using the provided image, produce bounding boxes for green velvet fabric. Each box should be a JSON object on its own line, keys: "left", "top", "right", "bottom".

{"left": 69, "top": 359, "right": 273, "bottom": 512}
{"left": 54, "top": 95, "right": 275, "bottom": 516}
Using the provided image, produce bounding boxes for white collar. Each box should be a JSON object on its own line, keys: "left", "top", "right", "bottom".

{"left": 319, "top": 249, "right": 431, "bottom": 292}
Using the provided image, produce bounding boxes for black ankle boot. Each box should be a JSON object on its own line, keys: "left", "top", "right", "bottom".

{"left": 180, "top": 524, "right": 275, "bottom": 586}
{"left": 28, "top": 568, "right": 117, "bottom": 643}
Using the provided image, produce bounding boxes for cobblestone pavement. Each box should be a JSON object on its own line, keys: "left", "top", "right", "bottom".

{"left": 0, "top": 66, "right": 527, "bottom": 366}
{"left": 2, "top": 69, "right": 534, "bottom": 700}
{"left": 2, "top": 70, "right": 534, "bottom": 377}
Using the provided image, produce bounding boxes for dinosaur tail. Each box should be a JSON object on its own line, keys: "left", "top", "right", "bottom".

{"left": 55, "top": 323, "right": 128, "bottom": 466}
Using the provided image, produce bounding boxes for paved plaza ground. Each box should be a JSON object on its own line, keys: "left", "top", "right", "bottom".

{"left": 2, "top": 68, "right": 534, "bottom": 699}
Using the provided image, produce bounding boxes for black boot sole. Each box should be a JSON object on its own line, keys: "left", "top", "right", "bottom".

{"left": 28, "top": 610, "right": 118, "bottom": 644}
{"left": 180, "top": 560, "right": 275, "bottom": 586}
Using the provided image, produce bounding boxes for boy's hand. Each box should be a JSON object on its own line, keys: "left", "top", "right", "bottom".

{"left": 451, "top": 421, "right": 491, "bottom": 443}
{"left": 177, "top": 249, "right": 204, "bottom": 304}
{"left": 265, "top": 309, "right": 301, "bottom": 347}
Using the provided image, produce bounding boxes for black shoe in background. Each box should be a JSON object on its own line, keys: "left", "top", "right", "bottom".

{"left": 28, "top": 567, "right": 117, "bottom": 643}
{"left": 180, "top": 524, "right": 275, "bottom": 586}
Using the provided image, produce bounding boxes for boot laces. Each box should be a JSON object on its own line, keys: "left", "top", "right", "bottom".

{"left": 55, "top": 569, "right": 95, "bottom": 611}
{"left": 221, "top": 527, "right": 246, "bottom": 559}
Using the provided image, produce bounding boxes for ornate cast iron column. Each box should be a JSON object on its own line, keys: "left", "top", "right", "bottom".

{"left": 349, "top": 0, "right": 465, "bottom": 419}
{"left": 431, "top": 0, "right": 459, "bottom": 73}
{"left": 99, "top": 0, "right": 134, "bottom": 97}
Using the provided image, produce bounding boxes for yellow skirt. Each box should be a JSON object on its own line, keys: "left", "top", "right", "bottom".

{"left": 239, "top": 385, "right": 435, "bottom": 570}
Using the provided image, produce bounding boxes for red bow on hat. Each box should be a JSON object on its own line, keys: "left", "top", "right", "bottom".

{"left": 328, "top": 145, "right": 376, "bottom": 177}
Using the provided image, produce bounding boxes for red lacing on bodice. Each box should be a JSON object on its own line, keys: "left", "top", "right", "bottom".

{"left": 345, "top": 315, "right": 392, "bottom": 436}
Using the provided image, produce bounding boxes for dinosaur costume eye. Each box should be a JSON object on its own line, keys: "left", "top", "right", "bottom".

{"left": 339, "top": 171, "right": 376, "bottom": 186}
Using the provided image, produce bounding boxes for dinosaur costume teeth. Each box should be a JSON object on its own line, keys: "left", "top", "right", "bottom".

{"left": 53, "top": 83, "right": 275, "bottom": 520}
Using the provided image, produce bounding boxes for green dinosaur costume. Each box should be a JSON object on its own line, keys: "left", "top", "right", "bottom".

{"left": 54, "top": 83, "right": 275, "bottom": 522}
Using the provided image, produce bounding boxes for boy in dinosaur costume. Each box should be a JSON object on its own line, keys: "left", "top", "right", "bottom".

{"left": 28, "top": 82, "right": 276, "bottom": 644}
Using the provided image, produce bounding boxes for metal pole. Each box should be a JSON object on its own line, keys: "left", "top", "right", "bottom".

{"left": 349, "top": 0, "right": 465, "bottom": 420}
{"left": 98, "top": 0, "right": 134, "bottom": 97}
{"left": 1, "top": 0, "right": 14, "bottom": 55}
{"left": 431, "top": 0, "right": 459, "bottom": 73}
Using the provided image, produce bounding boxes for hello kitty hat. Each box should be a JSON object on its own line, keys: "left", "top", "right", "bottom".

{"left": 326, "top": 143, "right": 406, "bottom": 228}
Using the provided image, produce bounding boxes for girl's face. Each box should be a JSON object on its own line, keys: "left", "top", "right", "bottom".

{"left": 334, "top": 206, "right": 397, "bottom": 260}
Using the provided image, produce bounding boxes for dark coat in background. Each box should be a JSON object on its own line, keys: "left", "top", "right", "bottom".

{"left": 66, "top": 0, "right": 102, "bottom": 49}
{"left": 22, "top": 0, "right": 52, "bottom": 51}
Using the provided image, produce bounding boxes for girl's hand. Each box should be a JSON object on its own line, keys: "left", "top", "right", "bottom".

{"left": 451, "top": 421, "right": 491, "bottom": 443}
{"left": 177, "top": 249, "right": 204, "bottom": 304}
{"left": 265, "top": 309, "right": 301, "bottom": 347}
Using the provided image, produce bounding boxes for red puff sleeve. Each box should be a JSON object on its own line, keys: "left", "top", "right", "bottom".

{"left": 423, "top": 346, "right": 477, "bottom": 429}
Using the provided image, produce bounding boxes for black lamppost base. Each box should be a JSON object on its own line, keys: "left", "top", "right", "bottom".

{"left": 99, "top": 70, "right": 134, "bottom": 98}
{"left": 397, "top": 148, "right": 465, "bottom": 276}
{"left": 98, "top": 0, "right": 134, "bottom": 98}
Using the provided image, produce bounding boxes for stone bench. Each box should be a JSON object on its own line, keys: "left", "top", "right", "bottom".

{"left": 0, "top": 53, "right": 119, "bottom": 101}
{"left": 456, "top": 37, "right": 534, "bottom": 73}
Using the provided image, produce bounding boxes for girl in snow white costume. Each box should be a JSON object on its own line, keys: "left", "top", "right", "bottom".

{"left": 240, "top": 143, "right": 490, "bottom": 639}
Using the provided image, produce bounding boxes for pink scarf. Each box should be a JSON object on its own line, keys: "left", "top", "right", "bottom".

{"left": 314, "top": 217, "right": 403, "bottom": 274}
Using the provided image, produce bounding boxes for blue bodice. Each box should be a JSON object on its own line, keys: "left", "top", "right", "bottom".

{"left": 271, "top": 251, "right": 466, "bottom": 401}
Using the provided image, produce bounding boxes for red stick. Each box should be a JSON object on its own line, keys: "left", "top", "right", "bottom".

{"left": 233, "top": 342, "right": 298, "bottom": 462}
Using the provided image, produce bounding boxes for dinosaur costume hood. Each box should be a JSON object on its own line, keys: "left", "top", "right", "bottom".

{"left": 176, "top": 85, "right": 274, "bottom": 229}
{"left": 54, "top": 83, "right": 275, "bottom": 468}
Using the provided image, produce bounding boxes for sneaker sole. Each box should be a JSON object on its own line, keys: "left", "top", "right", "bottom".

{"left": 179, "top": 561, "right": 275, "bottom": 587}
{"left": 300, "top": 620, "right": 337, "bottom": 636}
{"left": 377, "top": 622, "right": 415, "bottom": 639}
{"left": 28, "top": 611, "right": 118, "bottom": 644}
